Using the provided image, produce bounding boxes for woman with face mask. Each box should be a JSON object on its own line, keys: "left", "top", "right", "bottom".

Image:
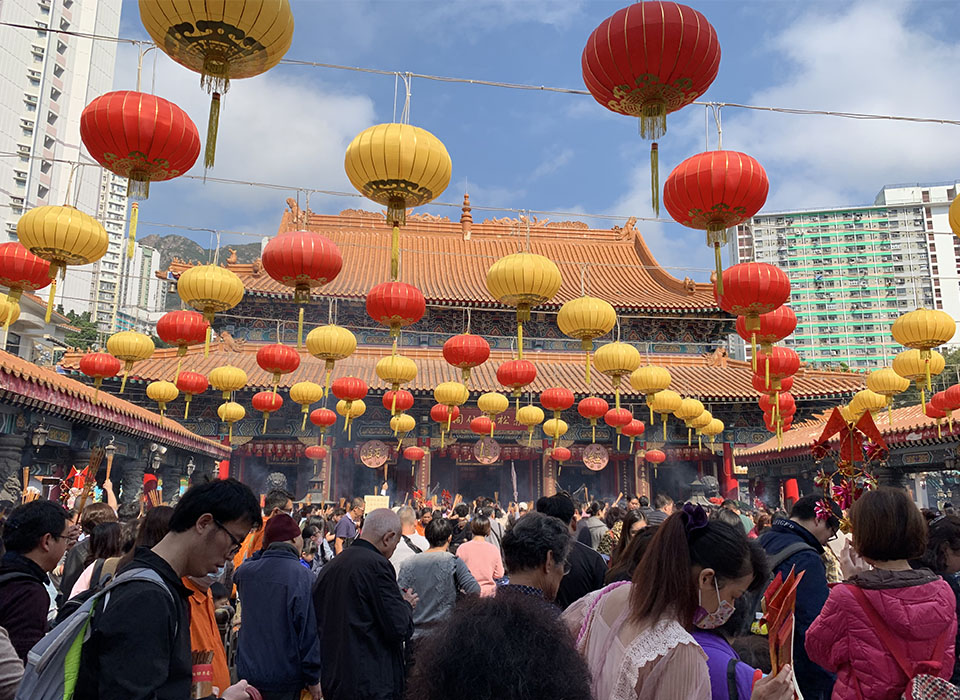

{"left": 561, "top": 503, "right": 794, "bottom": 700}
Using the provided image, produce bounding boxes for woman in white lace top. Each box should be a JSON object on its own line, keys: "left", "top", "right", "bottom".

{"left": 561, "top": 504, "right": 795, "bottom": 700}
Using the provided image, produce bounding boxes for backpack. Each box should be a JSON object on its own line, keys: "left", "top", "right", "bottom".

{"left": 848, "top": 584, "right": 960, "bottom": 700}
{"left": 739, "top": 539, "right": 817, "bottom": 637}
{"left": 53, "top": 559, "right": 112, "bottom": 627}
{"left": 14, "top": 567, "right": 173, "bottom": 700}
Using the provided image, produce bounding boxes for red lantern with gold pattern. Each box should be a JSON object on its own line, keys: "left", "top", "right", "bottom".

{"left": 0, "top": 242, "right": 50, "bottom": 314}
{"left": 157, "top": 310, "right": 209, "bottom": 382}
{"left": 622, "top": 418, "right": 646, "bottom": 452}
{"left": 431, "top": 403, "right": 460, "bottom": 426}
{"left": 256, "top": 343, "right": 301, "bottom": 393}
{"left": 252, "top": 390, "right": 283, "bottom": 433}
{"left": 540, "top": 388, "right": 575, "bottom": 417}
{"left": 753, "top": 373, "right": 794, "bottom": 395}
{"left": 79, "top": 352, "right": 121, "bottom": 403}
{"left": 175, "top": 370, "right": 207, "bottom": 420}
{"left": 645, "top": 449, "right": 666, "bottom": 464}
{"left": 736, "top": 305, "right": 796, "bottom": 372}
{"left": 443, "top": 333, "right": 491, "bottom": 383}
{"left": 578, "top": 396, "right": 609, "bottom": 443}
{"left": 754, "top": 346, "right": 800, "bottom": 386}
{"left": 605, "top": 406, "right": 633, "bottom": 450}
{"left": 309, "top": 407, "right": 337, "bottom": 437}
{"left": 331, "top": 376, "right": 368, "bottom": 403}
{"left": 366, "top": 282, "right": 426, "bottom": 342}
{"left": 383, "top": 390, "right": 414, "bottom": 414}
{"left": 305, "top": 445, "right": 327, "bottom": 461}
{"left": 404, "top": 446, "right": 425, "bottom": 462}
{"left": 497, "top": 359, "right": 537, "bottom": 409}
{"left": 470, "top": 416, "right": 492, "bottom": 436}
{"left": 552, "top": 446, "right": 572, "bottom": 463}
{"left": 718, "top": 263, "right": 790, "bottom": 363}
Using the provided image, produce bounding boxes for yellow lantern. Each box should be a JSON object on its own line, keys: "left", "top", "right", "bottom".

{"left": 838, "top": 404, "right": 856, "bottom": 426}
{"left": 146, "top": 381, "right": 178, "bottom": 420}
{"left": 485, "top": 253, "right": 562, "bottom": 358}
{"left": 516, "top": 404, "right": 545, "bottom": 447}
{"left": 866, "top": 367, "right": 910, "bottom": 425}
{"left": 306, "top": 324, "right": 356, "bottom": 397}
{"left": 336, "top": 398, "right": 366, "bottom": 440}
{"left": 951, "top": 193, "right": 960, "bottom": 239}
{"left": 557, "top": 296, "right": 617, "bottom": 383}
{"left": 139, "top": 0, "right": 294, "bottom": 167}
{"left": 106, "top": 330, "right": 154, "bottom": 393}
{"left": 892, "top": 308, "right": 955, "bottom": 389}
{"left": 477, "top": 392, "right": 510, "bottom": 437}
{"left": 0, "top": 298, "right": 20, "bottom": 347}
{"left": 17, "top": 205, "right": 109, "bottom": 322}
{"left": 376, "top": 354, "right": 418, "bottom": 414}
{"left": 217, "top": 401, "right": 245, "bottom": 442}
{"left": 390, "top": 413, "right": 416, "bottom": 446}
{"left": 848, "top": 389, "right": 887, "bottom": 421}
{"left": 344, "top": 123, "right": 451, "bottom": 279}
{"left": 647, "top": 389, "right": 682, "bottom": 441}
{"left": 209, "top": 365, "right": 247, "bottom": 400}
{"left": 701, "top": 418, "right": 725, "bottom": 445}
{"left": 290, "top": 381, "right": 324, "bottom": 430}
{"left": 434, "top": 381, "right": 469, "bottom": 446}
{"left": 593, "top": 342, "right": 641, "bottom": 411}
{"left": 177, "top": 264, "right": 245, "bottom": 355}
{"left": 893, "top": 348, "right": 946, "bottom": 409}
{"left": 630, "top": 364, "right": 672, "bottom": 422}
{"left": 543, "top": 418, "right": 568, "bottom": 448}
{"left": 674, "top": 398, "right": 705, "bottom": 446}
{"left": 688, "top": 410, "right": 713, "bottom": 449}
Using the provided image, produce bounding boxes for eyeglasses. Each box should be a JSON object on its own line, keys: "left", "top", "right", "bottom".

{"left": 826, "top": 528, "right": 839, "bottom": 543}
{"left": 214, "top": 518, "right": 244, "bottom": 556}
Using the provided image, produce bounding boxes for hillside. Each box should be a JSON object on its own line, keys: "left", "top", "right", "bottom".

{"left": 139, "top": 234, "right": 262, "bottom": 270}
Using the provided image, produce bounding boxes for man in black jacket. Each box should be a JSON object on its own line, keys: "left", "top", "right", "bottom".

{"left": 313, "top": 508, "right": 419, "bottom": 700}
{"left": 0, "top": 500, "right": 71, "bottom": 660}
{"left": 536, "top": 494, "right": 606, "bottom": 609}
{"left": 73, "top": 478, "right": 262, "bottom": 700}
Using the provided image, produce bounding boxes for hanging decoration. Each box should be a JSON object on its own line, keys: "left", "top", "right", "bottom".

{"left": 434, "top": 381, "right": 469, "bottom": 446}
{"left": 17, "top": 206, "right": 109, "bottom": 322}
{"left": 497, "top": 359, "right": 537, "bottom": 411}
{"left": 376, "top": 354, "right": 418, "bottom": 414}
{"left": 557, "top": 296, "right": 617, "bottom": 383}
{"left": 261, "top": 231, "right": 343, "bottom": 347}
{"left": 344, "top": 123, "right": 452, "bottom": 279}
{"left": 551, "top": 446, "right": 572, "bottom": 464}
{"left": 330, "top": 376, "right": 369, "bottom": 437}
{"left": 848, "top": 390, "right": 886, "bottom": 423}
{"left": 485, "top": 253, "right": 561, "bottom": 358}
{"left": 477, "top": 392, "right": 510, "bottom": 438}
{"left": 0, "top": 242, "right": 50, "bottom": 334}
{"left": 688, "top": 410, "right": 713, "bottom": 449}
{"left": 156, "top": 310, "right": 209, "bottom": 382}
{"left": 305, "top": 445, "right": 328, "bottom": 471}
{"left": 647, "top": 389, "right": 681, "bottom": 441}
{"left": 252, "top": 391, "right": 283, "bottom": 433}
{"left": 674, "top": 398, "right": 705, "bottom": 446}
{"left": 176, "top": 264, "right": 244, "bottom": 354}
{"left": 865, "top": 368, "right": 910, "bottom": 425}
{"left": 622, "top": 419, "right": 646, "bottom": 453}
{"left": 336, "top": 399, "right": 367, "bottom": 440}
{"left": 383, "top": 390, "right": 415, "bottom": 417}
{"left": 404, "top": 445, "right": 425, "bottom": 476}
{"left": 289, "top": 382, "right": 324, "bottom": 431}
{"left": 578, "top": 396, "right": 609, "bottom": 443}
{"left": 217, "top": 402, "right": 245, "bottom": 443}
{"left": 79, "top": 352, "right": 121, "bottom": 403}
{"left": 306, "top": 324, "right": 357, "bottom": 398}
{"left": 701, "top": 418, "right": 725, "bottom": 446}
{"left": 543, "top": 418, "right": 568, "bottom": 448}
{"left": 644, "top": 448, "right": 666, "bottom": 477}
{"left": 106, "top": 331, "right": 154, "bottom": 393}
{"left": 138, "top": 0, "right": 295, "bottom": 167}
{"left": 176, "top": 371, "right": 207, "bottom": 420}
{"left": 309, "top": 407, "right": 338, "bottom": 439}
{"left": 604, "top": 407, "right": 632, "bottom": 450}
{"left": 891, "top": 308, "right": 955, "bottom": 390}
{"left": 209, "top": 365, "right": 247, "bottom": 400}
{"left": 893, "top": 348, "right": 945, "bottom": 410}
{"left": 0, "top": 298, "right": 19, "bottom": 344}
{"left": 593, "top": 342, "right": 641, "bottom": 411}
{"left": 630, "top": 364, "right": 672, "bottom": 422}
{"left": 753, "top": 346, "right": 800, "bottom": 413}
{"left": 256, "top": 343, "right": 300, "bottom": 395}
{"left": 951, "top": 192, "right": 960, "bottom": 240}
{"left": 735, "top": 306, "right": 796, "bottom": 372}
{"left": 752, "top": 373, "right": 794, "bottom": 396}
{"left": 442, "top": 333, "right": 490, "bottom": 384}
{"left": 516, "top": 404, "right": 545, "bottom": 447}
{"left": 146, "top": 381, "right": 178, "bottom": 421}
{"left": 366, "top": 281, "right": 426, "bottom": 353}
{"left": 925, "top": 402, "right": 947, "bottom": 438}
{"left": 716, "top": 263, "right": 791, "bottom": 365}
{"left": 430, "top": 403, "right": 461, "bottom": 448}
{"left": 390, "top": 413, "right": 416, "bottom": 449}
{"left": 581, "top": 2, "right": 721, "bottom": 215}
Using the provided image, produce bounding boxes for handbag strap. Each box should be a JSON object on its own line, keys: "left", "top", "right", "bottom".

{"left": 727, "top": 657, "right": 740, "bottom": 700}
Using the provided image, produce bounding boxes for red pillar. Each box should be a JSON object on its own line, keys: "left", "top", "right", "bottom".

{"left": 721, "top": 442, "right": 738, "bottom": 500}
{"left": 784, "top": 478, "right": 800, "bottom": 508}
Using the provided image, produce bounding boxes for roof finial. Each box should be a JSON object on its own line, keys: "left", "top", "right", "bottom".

{"left": 460, "top": 192, "right": 473, "bottom": 240}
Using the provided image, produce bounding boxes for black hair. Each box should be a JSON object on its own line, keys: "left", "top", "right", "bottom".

{"left": 713, "top": 508, "right": 743, "bottom": 530}
{"left": 721, "top": 499, "right": 737, "bottom": 509}
{"left": 350, "top": 497, "right": 364, "bottom": 510}
{"left": 209, "top": 581, "right": 228, "bottom": 602}
{"left": 332, "top": 507, "right": 346, "bottom": 518}
{"left": 419, "top": 507, "right": 433, "bottom": 519}
{"left": 586, "top": 501, "right": 601, "bottom": 516}
{"left": 791, "top": 494, "right": 841, "bottom": 530}
{"left": 639, "top": 496, "right": 650, "bottom": 508}
{"left": 168, "top": 479, "right": 261, "bottom": 533}
{"left": 80, "top": 502, "right": 117, "bottom": 535}
{"left": 302, "top": 524, "right": 322, "bottom": 540}
{"left": 116, "top": 501, "right": 140, "bottom": 520}
{"left": 84, "top": 521, "right": 123, "bottom": 567}
{"left": 501, "top": 511, "right": 572, "bottom": 574}
{"left": 609, "top": 509, "right": 648, "bottom": 569}
{"left": 406, "top": 593, "right": 592, "bottom": 700}
{"left": 471, "top": 516, "right": 491, "bottom": 538}
{"left": 1, "top": 500, "right": 68, "bottom": 554}
{"left": 535, "top": 494, "right": 575, "bottom": 526}
{"left": 654, "top": 493, "right": 674, "bottom": 510}
{"left": 918, "top": 514, "right": 960, "bottom": 574}
{"left": 606, "top": 525, "right": 658, "bottom": 584}
{"left": 264, "top": 489, "right": 293, "bottom": 514}
{"left": 118, "top": 505, "right": 174, "bottom": 568}
{"left": 603, "top": 506, "right": 624, "bottom": 529}
{"left": 453, "top": 504, "right": 469, "bottom": 519}
{"left": 426, "top": 518, "right": 454, "bottom": 548}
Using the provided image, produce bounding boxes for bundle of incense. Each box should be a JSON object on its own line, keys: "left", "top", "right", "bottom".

{"left": 148, "top": 490, "right": 162, "bottom": 508}
{"left": 190, "top": 650, "right": 214, "bottom": 699}
{"left": 22, "top": 488, "right": 39, "bottom": 503}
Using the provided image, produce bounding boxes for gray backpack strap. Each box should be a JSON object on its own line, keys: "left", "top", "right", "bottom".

{"left": 769, "top": 541, "right": 816, "bottom": 570}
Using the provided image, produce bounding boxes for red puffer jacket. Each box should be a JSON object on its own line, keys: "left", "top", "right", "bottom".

{"left": 806, "top": 568, "right": 957, "bottom": 700}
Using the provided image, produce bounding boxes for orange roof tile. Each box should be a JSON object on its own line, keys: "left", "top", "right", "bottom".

{"left": 60, "top": 343, "right": 863, "bottom": 402}
{"left": 163, "top": 205, "right": 718, "bottom": 312}
{"left": 1, "top": 349, "right": 228, "bottom": 459}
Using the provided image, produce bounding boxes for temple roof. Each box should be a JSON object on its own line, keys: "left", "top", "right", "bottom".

{"left": 1, "top": 349, "right": 228, "bottom": 459}
{"left": 159, "top": 199, "right": 719, "bottom": 312}
{"left": 60, "top": 343, "right": 863, "bottom": 403}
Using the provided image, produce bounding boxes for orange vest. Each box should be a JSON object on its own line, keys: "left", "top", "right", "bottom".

{"left": 182, "top": 577, "right": 231, "bottom": 697}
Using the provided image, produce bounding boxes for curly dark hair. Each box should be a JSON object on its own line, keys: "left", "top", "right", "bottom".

{"left": 405, "top": 593, "right": 591, "bottom": 700}
{"left": 501, "top": 511, "right": 572, "bottom": 574}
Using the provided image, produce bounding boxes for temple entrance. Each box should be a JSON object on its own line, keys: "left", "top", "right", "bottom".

{"left": 558, "top": 465, "right": 618, "bottom": 504}
{"left": 431, "top": 457, "right": 538, "bottom": 505}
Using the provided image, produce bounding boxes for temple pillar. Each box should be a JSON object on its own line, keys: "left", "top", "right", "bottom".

{"left": 120, "top": 459, "right": 147, "bottom": 507}
{"left": 415, "top": 449, "right": 431, "bottom": 496}
{"left": 0, "top": 433, "right": 27, "bottom": 501}
{"left": 542, "top": 453, "right": 556, "bottom": 497}
{"left": 783, "top": 478, "right": 800, "bottom": 509}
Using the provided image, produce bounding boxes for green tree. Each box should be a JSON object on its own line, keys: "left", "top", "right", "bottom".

{"left": 63, "top": 310, "right": 99, "bottom": 351}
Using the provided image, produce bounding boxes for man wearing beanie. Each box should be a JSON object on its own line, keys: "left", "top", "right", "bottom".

{"left": 234, "top": 513, "right": 322, "bottom": 700}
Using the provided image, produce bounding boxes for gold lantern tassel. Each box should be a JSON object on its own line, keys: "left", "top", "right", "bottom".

{"left": 698, "top": 434, "right": 702, "bottom": 450}
{"left": 688, "top": 427, "right": 692, "bottom": 446}
{"left": 393, "top": 419, "right": 399, "bottom": 437}
{"left": 584, "top": 346, "right": 592, "bottom": 385}
{"left": 888, "top": 400, "right": 893, "bottom": 426}
{"left": 324, "top": 363, "right": 333, "bottom": 399}
{"left": 925, "top": 353, "right": 932, "bottom": 391}
{"left": 391, "top": 223, "right": 400, "bottom": 281}
{"left": 766, "top": 355, "right": 770, "bottom": 387}
{"left": 301, "top": 410, "right": 308, "bottom": 432}
{"left": 391, "top": 391, "right": 398, "bottom": 416}
{"left": 447, "top": 412, "right": 453, "bottom": 433}
{"left": 528, "top": 428, "right": 534, "bottom": 447}
{"left": 648, "top": 402, "right": 654, "bottom": 424}
{"left": 479, "top": 440, "right": 484, "bottom": 457}
{"left": 921, "top": 386, "right": 926, "bottom": 413}
{"left": 297, "top": 306, "right": 305, "bottom": 350}
{"left": 262, "top": 412, "right": 269, "bottom": 433}
{"left": 751, "top": 334, "right": 757, "bottom": 372}
{"left": 938, "top": 420, "right": 942, "bottom": 439}
{"left": 227, "top": 423, "right": 233, "bottom": 443}
{"left": 490, "top": 424, "right": 495, "bottom": 439}
{"left": 662, "top": 415, "right": 667, "bottom": 441}
{"left": 45, "top": 277, "right": 57, "bottom": 323}
{"left": 184, "top": 397, "right": 191, "bottom": 420}
{"left": 347, "top": 417, "right": 352, "bottom": 442}
{"left": 120, "top": 366, "right": 130, "bottom": 394}
{"left": 592, "top": 422, "right": 596, "bottom": 443}
{"left": 204, "top": 325, "right": 211, "bottom": 357}
{"left": 517, "top": 320, "right": 523, "bottom": 360}
{"left": 554, "top": 424, "right": 560, "bottom": 449}
{"left": 441, "top": 429, "right": 446, "bottom": 449}
{"left": 205, "top": 93, "right": 221, "bottom": 169}
{"left": 650, "top": 143, "right": 659, "bottom": 216}
{"left": 617, "top": 433, "right": 621, "bottom": 451}
{"left": 92, "top": 377, "right": 102, "bottom": 404}
{"left": 127, "top": 202, "right": 138, "bottom": 259}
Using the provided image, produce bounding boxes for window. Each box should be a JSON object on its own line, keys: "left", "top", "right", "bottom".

{"left": 53, "top": 64, "right": 64, "bottom": 78}
{"left": 46, "top": 111, "right": 56, "bottom": 125}
{"left": 37, "top": 184, "right": 48, "bottom": 199}
{"left": 56, "top": 40, "right": 67, "bottom": 55}
{"left": 43, "top": 135, "right": 53, "bottom": 149}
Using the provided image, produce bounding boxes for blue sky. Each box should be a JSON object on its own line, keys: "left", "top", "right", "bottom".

{"left": 114, "top": 0, "right": 960, "bottom": 280}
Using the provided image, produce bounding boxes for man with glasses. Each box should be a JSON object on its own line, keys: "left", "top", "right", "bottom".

{"left": 758, "top": 494, "right": 843, "bottom": 700}
{"left": 0, "top": 499, "right": 72, "bottom": 660}
{"left": 73, "top": 478, "right": 262, "bottom": 700}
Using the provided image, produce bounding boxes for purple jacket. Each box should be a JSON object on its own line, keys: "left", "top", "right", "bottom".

{"left": 692, "top": 630, "right": 756, "bottom": 700}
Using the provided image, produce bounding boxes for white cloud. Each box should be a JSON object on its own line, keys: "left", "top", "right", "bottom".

{"left": 420, "top": 0, "right": 587, "bottom": 33}
{"left": 530, "top": 147, "right": 573, "bottom": 179}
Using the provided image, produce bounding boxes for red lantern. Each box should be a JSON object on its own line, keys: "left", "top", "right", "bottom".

{"left": 79, "top": 352, "right": 121, "bottom": 403}
{"left": 581, "top": 2, "right": 721, "bottom": 214}
{"left": 736, "top": 305, "right": 797, "bottom": 373}
{"left": 305, "top": 445, "right": 327, "bottom": 461}
{"left": 753, "top": 373, "right": 794, "bottom": 395}
{"left": 719, "top": 263, "right": 791, "bottom": 364}
{"left": 664, "top": 152, "right": 769, "bottom": 290}
{"left": 443, "top": 333, "right": 491, "bottom": 383}
{"left": 755, "top": 346, "right": 800, "bottom": 390}
{"left": 310, "top": 407, "right": 337, "bottom": 427}
{"left": 540, "top": 387, "right": 575, "bottom": 422}
{"left": 157, "top": 311, "right": 208, "bottom": 352}
{"left": 497, "top": 359, "right": 538, "bottom": 409}
{"left": 759, "top": 392, "right": 795, "bottom": 419}
{"left": 622, "top": 418, "right": 646, "bottom": 452}
{"left": 431, "top": 403, "right": 460, "bottom": 425}
{"left": 404, "top": 446, "right": 425, "bottom": 461}
{"left": 252, "top": 391, "right": 283, "bottom": 433}
{"left": 261, "top": 231, "right": 343, "bottom": 347}
{"left": 944, "top": 385, "right": 960, "bottom": 411}
{"left": 0, "top": 242, "right": 50, "bottom": 328}
{"left": 366, "top": 282, "right": 426, "bottom": 342}
{"left": 605, "top": 407, "right": 633, "bottom": 450}
{"left": 331, "top": 376, "right": 368, "bottom": 402}
{"left": 470, "top": 416, "right": 492, "bottom": 436}
{"left": 645, "top": 449, "right": 666, "bottom": 464}
{"left": 383, "top": 390, "right": 414, "bottom": 414}
{"left": 552, "top": 446, "right": 571, "bottom": 463}
{"left": 578, "top": 396, "right": 609, "bottom": 443}
{"left": 176, "top": 371, "right": 207, "bottom": 420}
{"left": 256, "top": 343, "right": 301, "bottom": 393}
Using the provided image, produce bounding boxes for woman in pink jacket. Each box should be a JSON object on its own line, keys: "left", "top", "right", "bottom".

{"left": 806, "top": 487, "right": 957, "bottom": 699}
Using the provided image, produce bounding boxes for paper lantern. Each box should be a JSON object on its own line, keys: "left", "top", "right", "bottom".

{"left": 433, "top": 381, "right": 469, "bottom": 437}
{"left": 497, "top": 359, "right": 537, "bottom": 410}
{"left": 383, "top": 390, "right": 415, "bottom": 414}
{"left": 261, "top": 231, "right": 343, "bottom": 346}
{"left": 557, "top": 296, "right": 617, "bottom": 383}
{"left": 306, "top": 324, "right": 356, "bottom": 397}
{"left": 951, "top": 193, "right": 960, "bottom": 239}
{"left": 932, "top": 389, "right": 960, "bottom": 429}
{"left": 106, "top": 331, "right": 154, "bottom": 393}
{"left": 390, "top": 413, "right": 416, "bottom": 443}
{"left": 664, "top": 152, "right": 769, "bottom": 289}
{"left": 866, "top": 367, "right": 910, "bottom": 425}
{"left": 403, "top": 446, "right": 425, "bottom": 462}
{"left": 366, "top": 281, "right": 426, "bottom": 346}
{"left": 604, "top": 407, "right": 632, "bottom": 450}
{"left": 217, "top": 401, "right": 245, "bottom": 442}
{"left": 17, "top": 205, "right": 109, "bottom": 321}
{"left": 209, "top": 365, "right": 247, "bottom": 400}
{"left": 176, "top": 371, "right": 208, "bottom": 420}
{"left": 582, "top": 1, "right": 721, "bottom": 214}
{"left": 156, "top": 310, "right": 209, "bottom": 381}
{"left": 593, "top": 342, "right": 642, "bottom": 410}
{"left": 146, "top": 381, "right": 178, "bottom": 419}
{"left": 516, "top": 404, "right": 545, "bottom": 447}
{"left": 79, "top": 352, "right": 121, "bottom": 403}
{"left": 645, "top": 449, "right": 666, "bottom": 465}
{"left": 376, "top": 354, "right": 418, "bottom": 393}
{"left": 754, "top": 347, "right": 800, "bottom": 394}
{"left": 701, "top": 418, "right": 725, "bottom": 444}
{"left": 336, "top": 398, "right": 366, "bottom": 440}
{"left": 578, "top": 396, "right": 610, "bottom": 443}
{"left": 894, "top": 348, "right": 946, "bottom": 410}
{"left": 688, "top": 410, "right": 713, "bottom": 449}
{"left": 486, "top": 253, "right": 562, "bottom": 357}
{"left": 718, "top": 263, "right": 790, "bottom": 365}
{"left": 443, "top": 333, "right": 490, "bottom": 383}
{"left": 848, "top": 390, "right": 886, "bottom": 420}
{"left": 478, "top": 392, "right": 510, "bottom": 437}
{"left": 892, "top": 308, "right": 956, "bottom": 390}
{"left": 305, "top": 445, "right": 328, "bottom": 462}
{"left": 470, "top": 416, "right": 492, "bottom": 437}
{"left": 256, "top": 343, "right": 300, "bottom": 394}
{"left": 551, "top": 446, "right": 572, "bottom": 463}
{"left": 543, "top": 418, "right": 568, "bottom": 447}
{"left": 252, "top": 391, "right": 283, "bottom": 433}
{"left": 622, "top": 418, "right": 646, "bottom": 452}
{"left": 630, "top": 364, "right": 672, "bottom": 421}
{"left": 736, "top": 304, "right": 796, "bottom": 373}
{"left": 309, "top": 407, "right": 337, "bottom": 437}
{"left": 0, "top": 242, "right": 50, "bottom": 331}
{"left": 331, "top": 377, "right": 369, "bottom": 413}
{"left": 176, "top": 264, "right": 244, "bottom": 354}
{"left": 290, "top": 381, "right": 324, "bottom": 431}
{"left": 674, "top": 398, "right": 705, "bottom": 446}
{"left": 925, "top": 402, "right": 947, "bottom": 438}
{"left": 648, "top": 389, "right": 681, "bottom": 441}
{"left": 431, "top": 403, "right": 461, "bottom": 447}
{"left": 139, "top": 0, "right": 295, "bottom": 166}
{"left": 753, "top": 373, "right": 794, "bottom": 395}
{"left": 0, "top": 299, "right": 18, "bottom": 347}
{"left": 540, "top": 387, "right": 575, "bottom": 422}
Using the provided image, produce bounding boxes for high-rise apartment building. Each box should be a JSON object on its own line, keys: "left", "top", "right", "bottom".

{"left": 730, "top": 181, "right": 960, "bottom": 370}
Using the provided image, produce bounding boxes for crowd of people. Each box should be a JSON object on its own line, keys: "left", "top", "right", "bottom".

{"left": 0, "top": 483, "right": 958, "bottom": 699}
